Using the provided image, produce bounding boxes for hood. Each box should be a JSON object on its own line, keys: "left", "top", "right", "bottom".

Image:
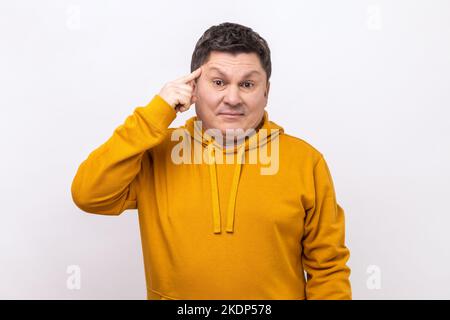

{"left": 183, "top": 110, "right": 284, "bottom": 234}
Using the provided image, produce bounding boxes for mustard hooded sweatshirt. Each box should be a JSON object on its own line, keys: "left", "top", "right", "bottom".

{"left": 71, "top": 94, "right": 352, "bottom": 300}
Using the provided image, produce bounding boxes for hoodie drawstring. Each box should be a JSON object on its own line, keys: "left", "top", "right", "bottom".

{"left": 207, "top": 143, "right": 245, "bottom": 234}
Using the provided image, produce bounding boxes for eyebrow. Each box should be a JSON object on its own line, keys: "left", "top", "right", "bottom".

{"left": 207, "top": 67, "right": 262, "bottom": 78}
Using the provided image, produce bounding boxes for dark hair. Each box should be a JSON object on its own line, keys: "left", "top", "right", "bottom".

{"left": 190, "top": 22, "right": 271, "bottom": 82}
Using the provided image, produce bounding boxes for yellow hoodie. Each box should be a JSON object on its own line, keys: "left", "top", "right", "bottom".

{"left": 71, "top": 94, "right": 352, "bottom": 300}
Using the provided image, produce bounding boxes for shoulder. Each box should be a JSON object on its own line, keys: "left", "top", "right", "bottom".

{"left": 279, "top": 132, "right": 324, "bottom": 165}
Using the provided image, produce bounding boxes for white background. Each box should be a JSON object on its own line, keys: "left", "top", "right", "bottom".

{"left": 1, "top": 0, "right": 449, "bottom": 299}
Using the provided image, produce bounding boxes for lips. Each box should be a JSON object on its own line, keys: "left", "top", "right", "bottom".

{"left": 218, "top": 112, "right": 244, "bottom": 116}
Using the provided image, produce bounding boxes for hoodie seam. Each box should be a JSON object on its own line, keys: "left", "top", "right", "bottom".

{"left": 149, "top": 288, "right": 181, "bottom": 300}
{"left": 313, "top": 154, "right": 324, "bottom": 171}
{"left": 148, "top": 288, "right": 306, "bottom": 300}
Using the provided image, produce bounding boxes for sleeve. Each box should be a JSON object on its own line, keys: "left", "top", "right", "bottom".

{"left": 301, "top": 155, "right": 352, "bottom": 300}
{"left": 70, "top": 94, "right": 176, "bottom": 215}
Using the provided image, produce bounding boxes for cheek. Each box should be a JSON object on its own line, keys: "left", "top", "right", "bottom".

{"left": 197, "top": 87, "right": 221, "bottom": 109}
{"left": 247, "top": 91, "right": 267, "bottom": 109}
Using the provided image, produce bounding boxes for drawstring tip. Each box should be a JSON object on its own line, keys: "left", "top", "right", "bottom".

{"left": 225, "top": 220, "right": 234, "bottom": 233}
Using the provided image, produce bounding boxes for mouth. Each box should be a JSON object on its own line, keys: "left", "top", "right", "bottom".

{"left": 218, "top": 112, "right": 244, "bottom": 119}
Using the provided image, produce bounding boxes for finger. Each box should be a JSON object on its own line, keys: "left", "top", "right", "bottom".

{"left": 175, "top": 104, "right": 189, "bottom": 113}
{"left": 175, "top": 66, "right": 202, "bottom": 84}
{"left": 174, "top": 105, "right": 183, "bottom": 113}
{"left": 175, "top": 87, "right": 193, "bottom": 97}
{"left": 174, "top": 83, "right": 194, "bottom": 93}
{"left": 174, "top": 93, "right": 191, "bottom": 109}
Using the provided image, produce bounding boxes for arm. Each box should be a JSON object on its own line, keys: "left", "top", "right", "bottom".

{"left": 71, "top": 67, "right": 202, "bottom": 215}
{"left": 301, "top": 155, "right": 352, "bottom": 299}
{"left": 71, "top": 94, "right": 176, "bottom": 215}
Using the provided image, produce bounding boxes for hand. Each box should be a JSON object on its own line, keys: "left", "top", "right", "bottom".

{"left": 158, "top": 66, "right": 202, "bottom": 113}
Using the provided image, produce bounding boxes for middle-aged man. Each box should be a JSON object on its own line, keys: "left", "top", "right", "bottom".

{"left": 71, "top": 22, "right": 352, "bottom": 300}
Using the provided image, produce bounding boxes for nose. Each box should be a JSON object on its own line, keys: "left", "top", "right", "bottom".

{"left": 223, "top": 85, "right": 242, "bottom": 107}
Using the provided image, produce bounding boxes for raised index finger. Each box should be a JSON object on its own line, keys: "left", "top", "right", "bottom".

{"left": 175, "top": 66, "right": 202, "bottom": 84}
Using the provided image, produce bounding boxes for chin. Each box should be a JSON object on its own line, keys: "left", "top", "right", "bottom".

{"left": 216, "top": 117, "right": 246, "bottom": 128}
{"left": 218, "top": 122, "right": 245, "bottom": 132}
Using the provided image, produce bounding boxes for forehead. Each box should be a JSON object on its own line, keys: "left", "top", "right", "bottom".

{"left": 204, "top": 51, "right": 264, "bottom": 76}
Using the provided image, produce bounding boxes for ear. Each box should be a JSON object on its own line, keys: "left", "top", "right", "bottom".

{"left": 194, "top": 78, "right": 200, "bottom": 93}
{"left": 264, "top": 80, "right": 270, "bottom": 98}
{"left": 190, "top": 80, "right": 198, "bottom": 104}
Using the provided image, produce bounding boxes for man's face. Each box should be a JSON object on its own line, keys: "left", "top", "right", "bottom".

{"left": 192, "top": 51, "right": 270, "bottom": 136}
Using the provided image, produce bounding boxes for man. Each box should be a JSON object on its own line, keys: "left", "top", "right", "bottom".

{"left": 71, "top": 22, "right": 352, "bottom": 300}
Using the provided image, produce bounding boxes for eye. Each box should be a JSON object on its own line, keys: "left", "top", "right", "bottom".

{"left": 212, "top": 79, "right": 225, "bottom": 86}
{"left": 241, "top": 81, "right": 254, "bottom": 88}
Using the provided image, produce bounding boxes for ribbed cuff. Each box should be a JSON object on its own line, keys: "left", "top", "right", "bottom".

{"left": 139, "top": 94, "right": 177, "bottom": 132}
